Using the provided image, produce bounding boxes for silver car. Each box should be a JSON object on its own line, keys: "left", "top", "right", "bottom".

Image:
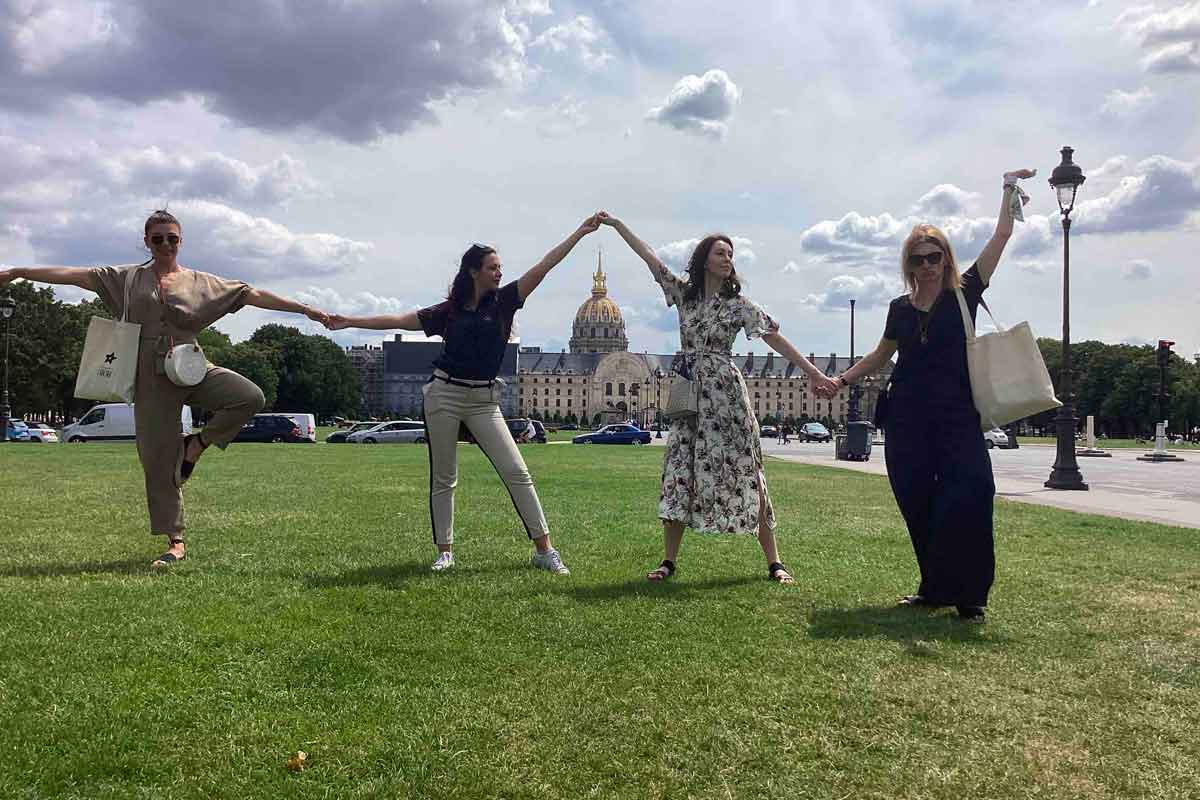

{"left": 348, "top": 420, "right": 428, "bottom": 444}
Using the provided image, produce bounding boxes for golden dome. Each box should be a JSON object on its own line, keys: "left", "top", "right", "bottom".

{"left": 573, "top": 253, "right": 624, "bottom": 326}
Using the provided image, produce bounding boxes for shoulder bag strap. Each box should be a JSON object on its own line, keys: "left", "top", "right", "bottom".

{"left": 121, "top": 266, "right": 140, "bottom": 324}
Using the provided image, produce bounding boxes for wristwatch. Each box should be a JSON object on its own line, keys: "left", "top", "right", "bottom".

{"left": 838, "top": 376, "right": 849, "bottom": 387}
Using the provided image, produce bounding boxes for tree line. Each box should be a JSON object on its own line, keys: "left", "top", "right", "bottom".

{"left": 1, "top": 282, "right": 361, "bottom": 422}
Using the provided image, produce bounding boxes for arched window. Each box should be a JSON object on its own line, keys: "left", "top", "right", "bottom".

{"left": 591, "top": 327, "right": 596, "bottom": 338}
{"left": 618, "top": 382, "right": 626, "bottom": 396}
{"left": 605, "top": 382, "right": 613, "bottom": 395}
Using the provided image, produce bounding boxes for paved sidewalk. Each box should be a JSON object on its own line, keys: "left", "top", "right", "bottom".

{"left": 762, "top": 443, "right": 1200, "bottom": 530}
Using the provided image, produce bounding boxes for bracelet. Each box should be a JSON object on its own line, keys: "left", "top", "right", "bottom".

{"left": 838, "top": 375, "right": 849, "bottom": 387}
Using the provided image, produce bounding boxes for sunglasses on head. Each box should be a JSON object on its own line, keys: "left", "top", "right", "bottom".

{"left": 906, "top": 251, "right": 944, "bottom": 268}
{"left": 150, "top": 234, "right": 180, "bottom": 246}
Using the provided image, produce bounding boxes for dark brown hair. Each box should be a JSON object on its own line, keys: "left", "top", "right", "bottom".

{"left": 144, "top": 209, "right": 181, "bottom": 235}
{"left": 683, "top": 234, "right": 741, "bottom": 304}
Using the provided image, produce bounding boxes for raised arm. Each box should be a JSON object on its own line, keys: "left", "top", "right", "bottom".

{"left": 596, "top": 212, "right": 669, "bottom": 280}
{"left": 975, "top": 168, "right": 1036, "bottom": 284}
{"left": 0, "top": 266, "right": 98, "bottom": 292}
{"left": 516, "top": 213, "right": 601, "bottom": 301}
{"left": 325, "top": 310, "right": 423, "bottom": 331}
{"left": 762, "top": 331, "right": 842, "bottom": 397}
{"left": 244, "top": 286, "right": 329, "bottom": 325}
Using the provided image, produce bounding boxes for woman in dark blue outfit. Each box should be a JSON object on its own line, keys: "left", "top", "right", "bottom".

{"left": 831, "top": 169, "right": 1035, "bottom": 623}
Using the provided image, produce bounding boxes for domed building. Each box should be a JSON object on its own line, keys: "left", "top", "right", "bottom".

{"left": 568, "top": 251, "right": 628, "bottom": 354}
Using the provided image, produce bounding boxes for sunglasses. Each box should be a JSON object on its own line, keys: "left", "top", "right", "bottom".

{"left": 150, "top": 234, "right": 181, "bottom": 246}
{"left": 906, "top": 251, "right": 944, "bottom": 268}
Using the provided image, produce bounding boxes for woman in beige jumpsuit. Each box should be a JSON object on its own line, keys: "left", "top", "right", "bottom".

{"left": 0, "top": 210, "right": 330, "bottom": 567}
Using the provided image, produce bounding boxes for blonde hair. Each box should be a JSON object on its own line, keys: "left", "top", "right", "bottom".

{"left": 900, "top": 224, "right": 962, "bottom": 295}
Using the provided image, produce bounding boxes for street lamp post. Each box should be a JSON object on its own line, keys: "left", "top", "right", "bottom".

{"left": 846, "top": 298, "right": 861, "bottom": 423}
{"left": 654, "top": 366, "right": 664, "bottom": 438}
{"left": 0, "top": 292, "right": 15, "bottom": 443}
{"left": 1045, "top": 146, "right": 1088, "bottom": 491}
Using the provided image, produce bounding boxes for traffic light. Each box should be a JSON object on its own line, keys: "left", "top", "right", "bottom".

{"left": 1157, "top": 340, "right": 1175, "bottom": 368}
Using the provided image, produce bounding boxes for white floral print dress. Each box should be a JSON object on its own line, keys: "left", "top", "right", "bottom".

{"left": 653, "top": 262, "right": 780, "bottom": 534}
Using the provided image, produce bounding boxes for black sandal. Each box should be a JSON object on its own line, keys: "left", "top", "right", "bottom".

{"left": 646, "top": 559, "right": 675, "bottom": 581}
{"left": 957, "top": 605, "right": 986, "bottom": 623}
{"left": 176, "top": 433, "right": 208, "bottom": 487}
{"left": 151, "top": 540, "right": 186, "bottom": 568}
{"left": 768, "top": 562, "right": 794, "bottom": 583}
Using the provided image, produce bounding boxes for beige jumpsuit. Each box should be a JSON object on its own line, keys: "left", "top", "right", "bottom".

{"left": 91, "top": 265, "right": 266, "bottom": 538}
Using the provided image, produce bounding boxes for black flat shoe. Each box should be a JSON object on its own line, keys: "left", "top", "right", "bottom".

{"left": 957, "top": 605, "right": 986, "bottom": 623}
{"left": 176, "top": 433, "right": 207, "bottom": 487}
{"left": 898, "top": 594, "right": 949, "bottom": 607}
{"left": 151, "top": 551, "right": 186, "bottom": 568}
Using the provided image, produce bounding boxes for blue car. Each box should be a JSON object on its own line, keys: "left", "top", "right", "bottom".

{"left": 572, "top": 423, "right": 652, "bottom": 445}
{"left": 4, "top": 419, "right": 31, "bottom": 442}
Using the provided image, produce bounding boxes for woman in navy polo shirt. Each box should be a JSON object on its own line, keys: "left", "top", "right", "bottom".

{"left": 327, "top": 214, "right": 600, "bottom": 573}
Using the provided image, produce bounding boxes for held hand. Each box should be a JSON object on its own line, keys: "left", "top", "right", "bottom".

{"left": 596, "top": 210, "right": 621, "bottom": 227}
{"left": 304, "top": 306, "right": 331, "bottom": 326}
{"left": 1004, "top": 168, "right": 1037, "bottom": 181}
{"left": 814, "top": 375, "right": 841, "bottom": 398}
{"left": 578, "top": 212, "right": 601, "bottom": 235}
{"left": 0, "top": 267, "right": 15, "bottom": 285}
{"left": 324, "top": 314, "right": 351, "bottom": 331}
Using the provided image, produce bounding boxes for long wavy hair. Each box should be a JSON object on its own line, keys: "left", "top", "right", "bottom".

{"left": 446, "top": 243, "right": 514, "bottom": 340}
{"left": 682, "top": 234, "right": 742, "bottom": 304}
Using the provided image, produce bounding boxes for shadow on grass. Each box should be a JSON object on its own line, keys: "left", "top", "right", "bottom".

{"left": 571, "top": 574, "right": 758, "bottom": 603}
{"left": 808, "top": 605, "right": 1008, "bottom": 648}
{"left": 0, "top": 558, "right": 152, "bottom": 578}
{"left": 302, "top": 560, "right": 538, "bottom": 589}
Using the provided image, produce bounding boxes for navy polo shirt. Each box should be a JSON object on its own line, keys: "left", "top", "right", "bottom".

{"left": 417, "top": 281, "right": 524, "bottom": 380}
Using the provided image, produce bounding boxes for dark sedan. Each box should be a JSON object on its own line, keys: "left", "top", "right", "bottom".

{"left": 233, "top": 414, "right": 305, "bottom": 443}
{"left": 572, "top": 424, "right": 651, "bottom": 445}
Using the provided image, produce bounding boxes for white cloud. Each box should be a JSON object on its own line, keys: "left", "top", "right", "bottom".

{"left": 530, "top": 15, "right": 613, "bottom": 69}
{"left": 1074, "top": 155, "right": 1200, "bottom": 234}
{"left": 1115, "top": 2, "right": 1200, "bottom": 73}
{"left": 1101, "top": 86, "right": 1156, "bottom": 116}
{"left": 646, "top": 69, "right": 742, "bottom": 139}
{"left": 801, "top": 273, "right": 900, "bottom": 312}
{"left": 781, "top": 260, "right": 801, "bottom": 274}
{"left": 295, "top": 286, "right": 414, "bottom": 316}
{"left": 1123, "top": 258, "right": 1154, "bottom": 279}
{"left": 911, "top": 184, "right": 979, "bottom": 216}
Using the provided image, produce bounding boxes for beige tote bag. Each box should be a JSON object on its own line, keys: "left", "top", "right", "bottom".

{"left": 955, "top": 288, "right": 1061, "bottom": 431}
{"left": 74, "top": 268, "right": 141, "bottom": 403}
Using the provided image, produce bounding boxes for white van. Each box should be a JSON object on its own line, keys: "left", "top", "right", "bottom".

{"left": 61, "top": 403, "right": 193, "bottom": 443}
{"left": 276, "top": 412, "right": 317, "bottom": 443}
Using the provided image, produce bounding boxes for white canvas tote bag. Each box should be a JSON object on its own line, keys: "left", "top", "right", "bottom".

{"left": 955, "top": 288, "right": 1061, "bottom": 430}
{"left": 74, "top": 268, "right": 141, "bottom": 403}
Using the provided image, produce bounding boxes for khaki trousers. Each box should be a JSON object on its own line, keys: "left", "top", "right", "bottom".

{"left": 421, "top": 374, "right": 550, "bottom": 546}
{"left": 134, "top": 338, "right": 265, "bottom": 537}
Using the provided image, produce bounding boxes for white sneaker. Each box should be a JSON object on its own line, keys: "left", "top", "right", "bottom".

{"left": 530, "top": 548, "right": 570, "bottom": 575}
{"left": 431, "top": 552, "right": 455, "bottom": 572}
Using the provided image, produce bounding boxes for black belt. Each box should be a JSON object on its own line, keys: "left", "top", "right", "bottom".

{"left": 431, "top": 373, "right": 494, "bottom": 389}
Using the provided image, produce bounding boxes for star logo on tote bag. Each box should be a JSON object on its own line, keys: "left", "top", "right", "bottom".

{"left": 104, "top": 352, "right": 117, "bottom": 364}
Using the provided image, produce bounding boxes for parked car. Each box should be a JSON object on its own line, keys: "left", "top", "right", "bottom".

{"left": 326, "top": 422, "right": 378, "bottom": 443}
{"left": 348, "top": 420, "right": 427, "bottom": 444}
{"left": 760, "top": 425, "right": 779, "bottom": 439}
{"left": 233, "top": 414, "right": 304, "bottom": 443}
{"left": 560, "top": 423, "right": 579, "bottom": 431}
{"left": 4, "top": 419, "right": 31, "bottom": 441}
{"left": 24, "top": 422, "right": 58, "bottom": 443}
{"left": 505, "top": 418, "right": 547, "bottom": 444}
{"left": 572, "top": 424, "right": 652, "bottom": 445}
{"left": 798, "top": 422, "right": 832, "bottom": 443}
{"left": 276, "top": 412, "right": 316, "bottom": 442}
{"left": 983, "top": 427, "right": 1015, "bottom": 449}
{"left": 62, "top": 403, "right": 192, "bottom": 443}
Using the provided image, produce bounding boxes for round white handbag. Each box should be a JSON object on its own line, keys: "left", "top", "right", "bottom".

{"left": 164, "top": 343, "right": 208, "bottom": 387}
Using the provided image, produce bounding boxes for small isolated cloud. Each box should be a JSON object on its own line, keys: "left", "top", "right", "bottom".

{"left": 1123, "top": 258, "right": 1154, "bottom": 279}
{"left": 530, "top": 15, "right": 613, "bottom": 69}
{"left": 1101, "top": 86, "right": 1156, "bottom": 116}
{"left": 646, "top": 69, "right": 741, "bottom": 139}
{"left": 1115, "top": 2, "right": 1200, "bottom": 74}
{"left": 536, "top": 95, "right": 588, "bottom": 138}
{"left": 781, "top": 260, "right": 801, "bottom": 274}
{"left": 655, "top": 236, "right": 757, "bottom": 270}
{"left": 801, "top": 273, "right": 900, "bottom": 313}
{"left": 911, "top": 184, "right": 979, "bottom": 216}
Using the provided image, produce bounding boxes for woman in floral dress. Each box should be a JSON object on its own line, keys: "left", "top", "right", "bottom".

{"left": 599, "top": 213, "right": 839, "bottom": 583}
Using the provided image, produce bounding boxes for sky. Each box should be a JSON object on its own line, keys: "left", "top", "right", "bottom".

{"left": 2, "top": 0, "right": 1199, "bottom": 360}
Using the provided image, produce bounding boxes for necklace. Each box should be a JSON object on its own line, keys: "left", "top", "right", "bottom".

{"left": 916, "top": 292, "right": 942, "bottom": 345}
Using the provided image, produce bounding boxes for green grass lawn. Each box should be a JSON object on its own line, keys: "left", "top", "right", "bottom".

{"left": 1016, "top": 435, "right": 1197, "bottom": 450}
{"left": 1, "top": 441, "right": 1197, "bottom": 799}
